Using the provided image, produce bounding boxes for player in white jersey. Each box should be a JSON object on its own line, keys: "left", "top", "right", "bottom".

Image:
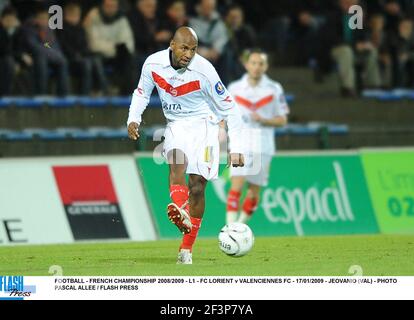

{"left": 225, "top": 49, "right": 289, "bottom": 224}
{"left": 127, "top": 27, "right": 244, "bottom": 264}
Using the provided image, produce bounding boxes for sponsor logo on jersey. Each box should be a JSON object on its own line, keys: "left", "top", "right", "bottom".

{"left": 215, "top": 81, "right": 226, "bottom": 95}
{"left": 162, "top": 102, "right": 182, "bottom": 111}
{"left": 168, "top": 76, "right": 185, "bottom": 82}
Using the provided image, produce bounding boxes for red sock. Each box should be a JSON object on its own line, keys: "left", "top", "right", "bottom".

{"left": 242, "top": 197, "right": 259, "bottom": 216}
{"left": 227, "top": 190, "right": 241, "bottom": 211}
{"left": 170, "top": 185, "right": 189, "bottom": 211}
{"left": 180, "top": 217, "right": 202, "bottom": 252}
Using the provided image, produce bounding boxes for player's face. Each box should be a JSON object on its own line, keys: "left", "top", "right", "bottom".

{"left": 170, "top": 40, "right": 197, "bottom": 68}
{"left": 245, "top": 53, "right": 268, "bottom": 80}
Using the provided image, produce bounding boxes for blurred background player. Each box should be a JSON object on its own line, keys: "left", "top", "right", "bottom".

{"left": 127, "top": 27, "right": 244, "bottom": 264}
{"left": 225, "top": 49, "right": 289, "bottom": 224}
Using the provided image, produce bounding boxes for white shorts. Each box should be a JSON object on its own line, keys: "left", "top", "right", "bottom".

{"left": 163, "top": 119, "right": 220, "bottom": 180}
{"left": 230, "top": 153, "right": 272, "bottom": 186}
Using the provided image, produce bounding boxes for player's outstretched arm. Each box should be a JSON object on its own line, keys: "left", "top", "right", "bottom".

{"left": 126, "top": 61, "right": 155, "bottom": 135}
{"left": 127, "top": 122, "right": 140, "bottom": 140}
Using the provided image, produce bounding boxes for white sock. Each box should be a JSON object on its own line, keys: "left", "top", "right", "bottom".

{"left": 238, "top": 211, "right": 252, "bottom": 224}
{"left": 226, "top": 211, "right": 238, "bottom": 224}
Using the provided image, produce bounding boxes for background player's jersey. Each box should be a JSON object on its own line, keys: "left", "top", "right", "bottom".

{"left": 127, "top": 48, "right": 243, "bottom": 153}
{"left": 228, "top": 74, "right": 289, "bottom": 155}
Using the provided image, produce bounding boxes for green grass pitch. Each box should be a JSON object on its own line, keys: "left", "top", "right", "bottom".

{"left": 1, "top": 235, "right": 413, "bottom": 276}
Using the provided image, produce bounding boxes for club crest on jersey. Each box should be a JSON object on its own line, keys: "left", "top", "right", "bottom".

{"left": 169, "top": 88, "right": 178, "bottom": 96}
{"left": 215, "top": 81, "right": 225, "bottom": 95}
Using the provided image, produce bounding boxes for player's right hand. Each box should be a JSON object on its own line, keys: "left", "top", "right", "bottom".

{"left": 127, "top": 122, "right": 140, "bottom": 140}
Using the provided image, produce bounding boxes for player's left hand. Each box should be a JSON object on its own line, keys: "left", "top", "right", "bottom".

{"left": 228, "top": 153, "right": 244, "bottom": 168}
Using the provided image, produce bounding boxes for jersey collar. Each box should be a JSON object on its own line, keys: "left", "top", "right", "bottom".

{"left": 160, "top": 48, "right": 172, "bottom": 68}
{"left": 241, "top": 74, "right": 270, "bottom": 89}
{"left": 162, "top": 47, "right": 195, "bottom": 72}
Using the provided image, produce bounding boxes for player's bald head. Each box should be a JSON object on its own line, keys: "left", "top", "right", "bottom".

{"left": 170, "top": 27, "right": 198, "bottom": 69}
{"left": 172, "top": 27, "right": 198, "bottom": 46}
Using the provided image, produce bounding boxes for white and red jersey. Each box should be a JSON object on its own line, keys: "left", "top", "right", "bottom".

{"left": 127, "top": 48, "right": 243, "bottom": 153}
{"left": 228, "top": 74, "right": 289, "bottom": 155}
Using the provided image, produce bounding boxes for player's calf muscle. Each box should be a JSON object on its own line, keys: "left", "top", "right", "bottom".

{"left": 189, "top": 177, "right": 206, "bottom": 198}
{"left": 188, "top": 176, "right": 207, "bottom": 216}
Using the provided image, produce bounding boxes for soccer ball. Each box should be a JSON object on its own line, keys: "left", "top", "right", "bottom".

{"left": 218, "top": 222, "right": 254, "bottom": 257}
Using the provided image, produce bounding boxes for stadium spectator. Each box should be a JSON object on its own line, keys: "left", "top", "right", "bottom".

{"left": 318, "top": 0, "right": 381, "bottom": 97}
{"left": 367, "top": 1, "right": 414, "bottom": 30}
{"left": 0, "top": 6, "right": 32, "bottom": 96}
{"left": 369, "top": 13, "right": 393, "bottom": 88}
{"left": 224, "top": 5, "right": 257, "bottom": 82}
{"left": 0, "top": 1, "right": 11, "bottom": 14}
{"left": 290, "top": 0, "right": 332, "bottom": 65}
{"left": 84, "top": 0, "right": 135, "bottom": 94}
{"left": 57, "top": 2, "right": 108, "bottom": 95}
{"left": 23, "top": 6, "right": 70, "bottom": 96}
{"left": 189, "top": 0, "right": 228, "bottom": 81}
{"left": 128, "top": 0, "right": 172, "bottom": 70}
{"left": 382, "top": 0, "right": 405, "bottom": 32}
{"left": 160, "top": 0, "right": 189, "bottom": 38}
{"left": 259, "top": 0, "right": 332, "bottom": 64}
{"left": 388, "top": 17, "right": 414, "bottom": 87}
{"left": 9, "top": 0, "right": 64, "bottom": 23}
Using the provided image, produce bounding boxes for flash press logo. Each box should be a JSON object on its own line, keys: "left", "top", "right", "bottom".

{"left": 0, "top": 276, "right": 35, "bottom": 299}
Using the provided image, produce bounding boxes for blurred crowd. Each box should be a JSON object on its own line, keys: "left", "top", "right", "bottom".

{"left": 0, "top": 0, "right": 413, "bottom": 97}
{"left": 262, "top": 0, "right": 414, "bottom": 96}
